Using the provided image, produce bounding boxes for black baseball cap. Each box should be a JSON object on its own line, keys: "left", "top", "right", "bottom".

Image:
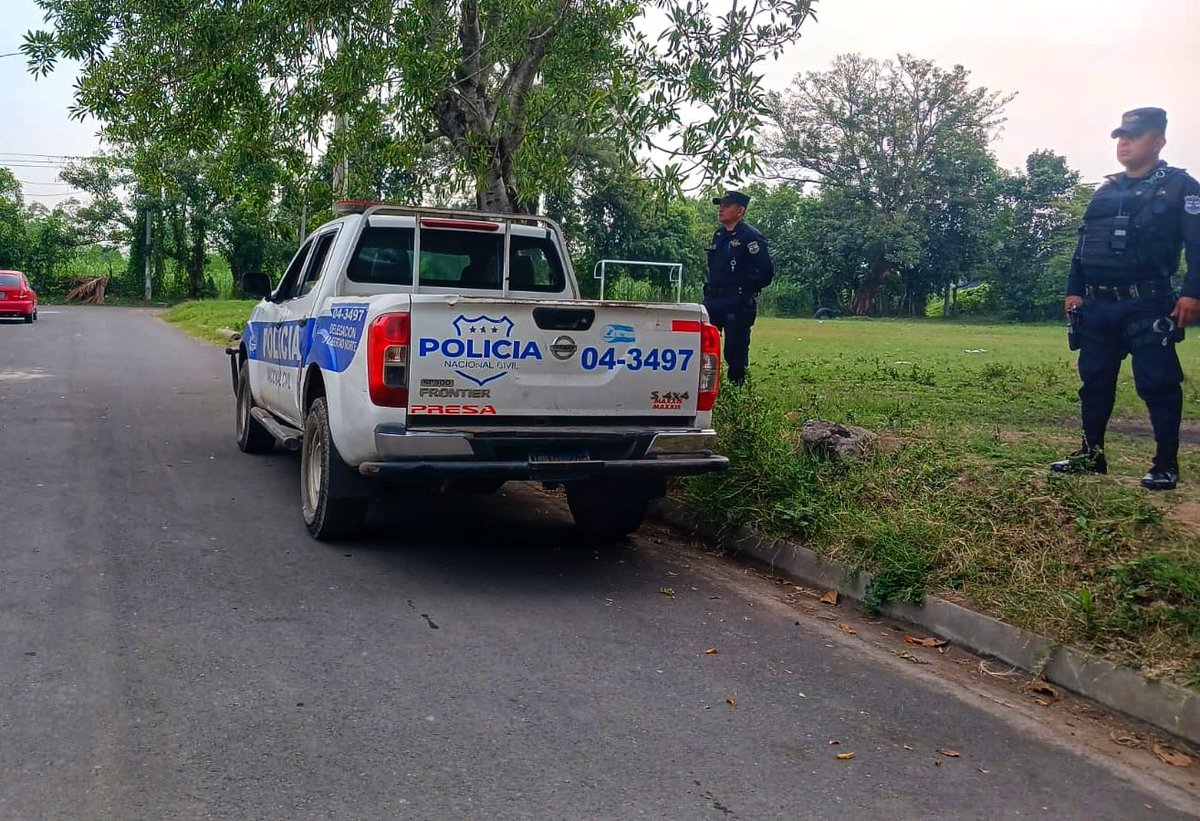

{"left": 712, "top": 190, "right": 750, "bottom": 207}
{"left": 1111, "top": 107, "right": 1167, "bottom": 138}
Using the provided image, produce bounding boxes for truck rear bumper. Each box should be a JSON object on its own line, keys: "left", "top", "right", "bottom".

{"left": 364, "top": 425, "right": 727, "bottom": 481}
{"left": 358, "top": 455, "right": 728, "bottom": 481}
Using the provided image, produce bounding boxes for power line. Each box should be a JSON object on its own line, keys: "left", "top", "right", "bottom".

{"left": 0, "top": 152, "right": 102, "bottom": 160}
{"left": 2, "top": 161, "right": 76, "bottom": 169}
{"left": 24, "top": 191, "right": 85, "bottom": 200}
{"left": 16, "top": 179, "right": 77, "bottom": 187}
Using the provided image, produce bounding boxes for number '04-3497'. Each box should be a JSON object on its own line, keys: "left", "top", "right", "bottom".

{"left": 580, "top": 347, "right": 693, "bottom": 372}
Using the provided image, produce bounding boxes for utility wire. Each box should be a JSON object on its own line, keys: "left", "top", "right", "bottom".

{"left": 16, "top": 179, "right": 77, "bottom": 187}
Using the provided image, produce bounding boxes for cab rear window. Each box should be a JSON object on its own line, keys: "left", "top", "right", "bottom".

{"left": 347, "top": 226, "right": 566, "bottom": 293}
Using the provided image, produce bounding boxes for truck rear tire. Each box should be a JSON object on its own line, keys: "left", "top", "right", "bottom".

{"left": 566, "top": 479, "right": 652, "bottom": 541}
{"left": 302, "top": 397, "right": 367, "bottom": 541}
{"left": 236, "top": 360, "right": 276, "bottom": 454}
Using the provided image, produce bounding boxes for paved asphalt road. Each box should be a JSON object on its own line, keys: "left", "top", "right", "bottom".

{"left": 1, "top": 307, "right": 1196, "bottom": 820}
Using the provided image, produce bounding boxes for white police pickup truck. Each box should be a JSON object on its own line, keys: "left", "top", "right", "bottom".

{"left": 229, "top": 202, "right": 727, "bottom": 541}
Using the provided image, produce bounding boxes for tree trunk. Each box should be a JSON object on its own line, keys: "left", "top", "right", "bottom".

{"left": 435, "top": 0, "right": 564, "bottom": 214}
{"left": 942, "top": 282, "right": 951, "bottom": 318}
{"left": 187, "top": 215, "right": 207, "bottom": 299}
{"left": 852, "top": 259, "right": 891, "bottom": 316}
{"left": 476, "top": 161, "right": 513, "bottom": 213}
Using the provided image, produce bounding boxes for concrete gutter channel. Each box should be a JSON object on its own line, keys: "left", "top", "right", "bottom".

{"left": 649, "top": 497, "right": 1200, "bottom": 748}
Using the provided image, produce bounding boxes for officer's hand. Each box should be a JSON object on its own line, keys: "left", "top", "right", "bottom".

{"left": 1171, "top": 296, "right": 1200, "bottom": 328}
{"left": 1064, "top": 296, "right": 1083, "bottom": 318}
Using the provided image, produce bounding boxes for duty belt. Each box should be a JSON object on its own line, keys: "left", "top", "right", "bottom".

{"left": 1083, "top": 279, "right": 1171, "bottom": 302}
{"left": 705, "top": 285, "right": 753, "bottom": 297}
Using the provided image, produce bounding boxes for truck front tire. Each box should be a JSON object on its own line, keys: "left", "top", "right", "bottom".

{"left": 236, "top": 360, "right": 275, "bottom": 454}
{"left": 301, "top": 398, "right": 367, "bottom": 541}
{"left": 566, "top": 479, "right": 653, "bottom": 541}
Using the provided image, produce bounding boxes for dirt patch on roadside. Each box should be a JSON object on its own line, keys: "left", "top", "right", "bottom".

{"left": 1109, "top": 419, "right": 1200, "bottom": 446}
{"left": 1168, "top": 501, "right": 1200, "bottom": 532}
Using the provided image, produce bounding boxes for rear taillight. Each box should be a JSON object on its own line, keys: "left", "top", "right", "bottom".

{"left": 368, "top": 312, "right": 410, "bottom": 407}
{"left": 697, "top": 321, "right": 721, "bottom": 411}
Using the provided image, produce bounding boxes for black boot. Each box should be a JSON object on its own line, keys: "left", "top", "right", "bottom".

{"left": 1050, "top": 446, "right": 1107, "bottom": 475}
{"left": 1141, "top": 464, "right": 1178, "bottom": 491}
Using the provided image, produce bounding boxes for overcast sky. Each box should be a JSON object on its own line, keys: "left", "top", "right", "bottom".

{"left": 2, "top": 0, "right": 1199, "bottom": 207}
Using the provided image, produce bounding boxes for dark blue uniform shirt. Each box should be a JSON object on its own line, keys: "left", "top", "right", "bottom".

{"left": 706, "top": 220, "right": 775, "bottom": 293}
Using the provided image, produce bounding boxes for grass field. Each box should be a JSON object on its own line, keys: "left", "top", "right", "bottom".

{"left": 163, "top": 299, "right": 257, "bottom": 345}
{"left": 165, "top": 303, "right": 1200, "bottom": 686}
{"left": 686, "top": 317, "right": 1200, "bottom": 687}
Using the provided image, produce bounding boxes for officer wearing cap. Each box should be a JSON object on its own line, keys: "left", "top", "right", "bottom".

{"left": 1051, "top": 107, "right": 1200, "bottom": 490}
{"left": 703, "top": 190, "right": 775, "bottom": 386}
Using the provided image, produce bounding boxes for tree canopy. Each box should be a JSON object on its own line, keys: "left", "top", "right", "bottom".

{"left": 767, "top": 53, "right": 1012, "bottom": 314}
{"left": 25, "top": 0, "right": 817, "bottom": 213}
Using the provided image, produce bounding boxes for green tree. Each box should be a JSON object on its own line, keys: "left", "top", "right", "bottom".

{"left": 986, "top": 151, "right": 1084, "bottom": 320}
{"left": 547, "top": 144, "right": 711, "bottom": 300}
{"left": 767, "top": 53, "right": 1011, "bottom": 315}
{"left": 25, "top": 0, "right": 817, "bottom": 213}
{"left": 737, "top": 183, "right": 827, "bottom": 314}
{"left": 0, "top": 169, "right": 30, "bottom": 270}
{"left": 22, "top": 204, "right": 80, "bottom": 288}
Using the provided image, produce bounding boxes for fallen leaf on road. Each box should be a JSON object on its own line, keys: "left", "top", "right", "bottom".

{"left": 816, "top": 613, "right": 839, "bottom": 621}
{"left": 604, "top": 598, "right": 614, "bottom": 607}
{"left": 705, "top": 648, "right": 719, "bottom": 655}
{"left": 904, "top": 636, "right": 948, "bottom": 648}
{"left": 828, "top": 740, "right": 840, "bottom": 746}
{"left": 726, "top": 697, "right": 736, "bottom": 707}
{"left": 937, "top": 748, "right": 960, "bottom": 758}
{"left": 1034, "top": 699, "right": 1051, "bottom": 707}
{"left": 797, "top": 692, "right": 807, "bottom": 699}
{"left": 893, "top": 650, "right": 930, "bottom": 665}
{"left": 659, "top": 587, "right": 675, "bottom": 598}
{"left": 835, "top": 753, "right": 855, "bottom": 761}
{"left": 978, "top": 768, "right": 990, "bottom": 774}
{"left": 902, "top": 745, "right": 914, "bottom": 751}
{"left": 933, "top": 760, "right": 942, "bottom": 767}
{"left": 819, "top": 590, "right": 839, "bottom": 605}
{"left": 1026, "top": 680, "right": 1060, "bottom": 702}
{"left": 838, "top": 623, "right": 857, "bottom": 635}
{"left": 1153, "top": 744, "right": 1192, "bottom": 768}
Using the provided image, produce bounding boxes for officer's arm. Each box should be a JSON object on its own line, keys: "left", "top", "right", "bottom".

{"left": 1065, "top": 230, "right": 1085, "bottom": 298}
{"left": 748, "top": 235, "right": 775, "bottom": 290}
{"left": 1179, "top": 175, "right": 1200, "bottom": 300}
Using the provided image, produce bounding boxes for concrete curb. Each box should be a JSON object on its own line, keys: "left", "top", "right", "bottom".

{"left": 650, "top": 497, "right": 1200, "bottom": 747}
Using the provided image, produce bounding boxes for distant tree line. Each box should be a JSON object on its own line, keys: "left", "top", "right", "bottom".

{"left": 7, "top": 16, "right": 1092, "bottom": 317}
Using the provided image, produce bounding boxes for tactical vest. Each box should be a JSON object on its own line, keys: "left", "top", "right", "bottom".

{"left": 1077, "top": 165, "right": 1181, "bottom": 273}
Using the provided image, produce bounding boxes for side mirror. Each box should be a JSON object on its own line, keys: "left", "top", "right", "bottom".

{"left": 241, "top": 271, "right": 273, "bottom": 300}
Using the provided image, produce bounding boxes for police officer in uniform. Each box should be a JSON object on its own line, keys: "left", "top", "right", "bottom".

{"left": 703, "top": 190, "right": 775, "bottom": 386}
{"left": 1051, "top": 107, "right": 1200, "bottom": 490}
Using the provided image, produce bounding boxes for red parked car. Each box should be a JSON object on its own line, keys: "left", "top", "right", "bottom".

{"left": 0, "top": 270, "right": 38, "bottom": 323}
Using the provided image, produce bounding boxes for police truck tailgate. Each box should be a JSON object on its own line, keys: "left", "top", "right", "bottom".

{"left": 408, "top": 297, "right": 709, "bottom": 421}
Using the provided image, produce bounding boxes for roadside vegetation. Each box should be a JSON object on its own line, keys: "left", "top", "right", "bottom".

{"left": 683, "top": 318, "right": 1200, "bottom": 689}
{"left": 163, "top": 299, "right": 256, "bottom": 345}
